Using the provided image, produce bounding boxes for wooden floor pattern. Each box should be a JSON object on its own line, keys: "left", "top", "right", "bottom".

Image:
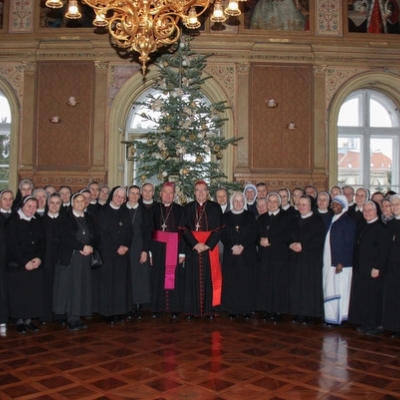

{"left": 1, "top": 313, "right": 400, "bottom": 399}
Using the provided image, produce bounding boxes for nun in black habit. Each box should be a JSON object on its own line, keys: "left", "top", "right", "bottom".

{"left": 53, "top": 192, "right": 99, "bottom": 330}
{"left": 383, "top": 195, "right": 400, "bottom": 338}
{"left": 40, "top": 193, "right": 64, "bottom": 323}
{"left": 256, "top": 192, "right": 291, "bottom": 323}
{"left": 6, "top": 196, "right": 44, "bottom": 333}
{"left": 93, "top": 186, "right": 133, "bottom": 323}
{"left": 126, "top": 185, "right": 151, "bottom": 319}
{"left": 220, "top": 191, "right": 257, "bottom": 318}
{"left": 348, "top": 201, "right": 390, "bottom": 335}
{"left": 288, "top": 195, "right": 325, "bottom": 325}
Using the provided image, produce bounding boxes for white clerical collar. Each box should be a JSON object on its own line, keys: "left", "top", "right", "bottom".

{"left": 37, "top": 208, "right": 45, "bottom": 214}
{"left": 318, "top": 208, "right": 328, "bottom": 214}
{"left": 269, "top": 210, "right": 280, "bottom": 216}
{"left": 143, "top": 199, "right": 153, "bottom": 205}
{"left": 356, "top": 206, "right": 363, "bottom": 212}
{"left": 247, "top": 200, "right": 256, "bottom": 206}
{"left": 231, "top": 209, "right": 244, "bottom": 214}
{"left": 98, "top": 200, "right": 106, "bottom": 205}
{"left": 47, "top": 212, "right": 59, "bottom": 218}
{"left": 395, "top": 215, "right": 400, "bottom": 220}
{"left": 0, "top": 208, "right": 11, "bottom": 213}
{"left": 126, "top": 202, "right": 139, "bottom": 209}
{"left": 163, "top": 203, "right": 171, "bottom": 207}
{"left": 110, "top": 202, "right": 120, "bottom": 210}
{"left": 367, "top": 217, "right": 378, "bottom": 224}
{"left": 17, "top": 209, "right": 35, "bottom": 221}
{"left": 90, "top": 200, "right": 97, "bottom": 205}
{"left": 221, "top": 204, "right": 227, "bottom": 213}
{"left": 73, "top": 210, "right": 84, "bottom": 217}
{"left": 63, "top": 203, "right": 70, "bottom": 207}
{"left": 301, "top": 211, "right": 313, "bottom": 219}
{"left": 282, "top": 204, "right": 290, "bottom": 211}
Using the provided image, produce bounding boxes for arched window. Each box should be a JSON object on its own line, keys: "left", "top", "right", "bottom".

{"left": 337, "top": 89, "right": 400, "bottom": 193}
{"left": 124, "top": 87, "right": 216, "bottom": 187}
{"left": 0, "top": 91, "right": 11, "bottom": 190}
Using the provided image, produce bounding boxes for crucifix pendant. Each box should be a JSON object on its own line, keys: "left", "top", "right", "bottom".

{"left": 235, "top": 225, "right": 239, "bottom": 232}
{"left": 161, "top": 223, "right": 167, "bottom": 231}
{"left": 195, "top": 223, "right": 200, "bottom": 231}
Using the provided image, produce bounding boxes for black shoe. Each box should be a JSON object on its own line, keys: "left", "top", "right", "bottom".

{"left": 229, "top": 314, "right": 237, "bottom": 320}
{"left": 77, "top": 321, "right": 88, "bottom": 330}
{"left": 292, "top": 316, "right": 304, "bottom": 324}
{"left": 104, "top": 316, "right": 114, "bottom": 324}
{"left": 356, "top": 325, "right": 370, "bottom": 333}
{"left": 366, "top": 326, "right": 384, "bottom": 336}
{"left": 67, "top": 322, "right": 80, "bottom": 331}
{"left": 186, "top": 315, "right": 195, "bottom": 320}
{"left": 207, "top": 315, "right": 215, "bottom": 320}
{"left": 25, "top": 322, "right": 39, "bottom": 332}
{"left": 391, "top": 332, "right": 400, "bottom": 338}
{"left": 272, "top": 313, "right": 282, "bottom": 324}
{"left": 170, "top": 313, "right": 179, "bottom": 319}
{"left": 113, "top": 315, "right": 124, "bottom": 323}
{"left": 302, "top": 316, "right": 314, "bottom": 326}
{"left": 243, "top": 313, "right": 251, "bottom": 320}
{"left": 16, "top": 324, "right": 27, "bottom": 334}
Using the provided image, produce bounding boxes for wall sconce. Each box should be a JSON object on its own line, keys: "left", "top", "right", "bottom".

{"left": 287, "top": 122, "right": 296, "bottom": 130}
{"left": 67, "top": 96, "right": 79, "bottom": 107}
{"left": 266, "top": 98, "right": 278, "bottom": 109}
{"left": 50, "top": 116, "right": 61, "bottom": 124}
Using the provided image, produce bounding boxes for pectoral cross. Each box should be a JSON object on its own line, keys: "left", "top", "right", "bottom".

{"left": 195, "top": 223, "right": 200, "bottom": 231}
{"left": 235, "top": 225, "right": 239, "bottom": 232}
{"left": 161, "top": 223, "right": 167, "bottom": 231}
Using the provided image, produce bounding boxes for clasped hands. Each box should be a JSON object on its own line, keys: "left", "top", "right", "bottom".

{"left": 193, "top": 242, "right": 209, "bottom": 254}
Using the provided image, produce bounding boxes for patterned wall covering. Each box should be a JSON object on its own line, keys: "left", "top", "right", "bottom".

{"left": 250, "top": 64, "right": 312, "bottom": 171}
{"left": 9, "top": 0, "right": 33, "bottom": 33}
{"left": 315, "top": 0, "right": 341, "bottom": 36}
{"left": 36, "top": 62, "right": 94, "bottom": 169}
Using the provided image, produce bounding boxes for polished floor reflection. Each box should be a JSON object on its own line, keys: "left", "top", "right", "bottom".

{"left": 1, "top": 313, "right": 400, "bottom": 399}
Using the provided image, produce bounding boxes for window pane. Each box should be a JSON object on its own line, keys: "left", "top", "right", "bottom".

{"left": 338, "top": 98, "right": 360, "bottom": 127}
{"left": 338, "top": 137, "right": 362, "bottom": 186}
{"left": 370, "top": 138, "right": 393, "bottom": 192}
{"left": 370, "top": 99, "right": 393, "bottom": 127}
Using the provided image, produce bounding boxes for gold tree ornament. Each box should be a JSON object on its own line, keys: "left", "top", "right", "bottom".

{"left": 165, "top": 126, "right": 172, "bottom": 132}
{"left": 213, "top": 145, "right": 221, "bottom": 153}
{"left": 196, "top": 155, "right": 203, "bottom": 163}
{"left": 180, "top": 136, "right": 187, "bottom": 142}
{"left": 130, "top": 147, "right": 136, "bottom": 155}
{"left": 216, "top": 151, "right": 223, "bottom": 159}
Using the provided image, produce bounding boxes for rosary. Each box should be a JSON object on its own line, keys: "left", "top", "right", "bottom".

{"left": 161, "top": 203, "right": 173, "bottom": 231}
{"left": 195, "top": 203, "right": 207, "bottom": 231}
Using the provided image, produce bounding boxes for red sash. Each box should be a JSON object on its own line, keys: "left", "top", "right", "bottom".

{"left": 192, "top": 231, "right": 222, "bottom": 307}
{"left": 152, "top": 230, "right": 179, "bottom": 290}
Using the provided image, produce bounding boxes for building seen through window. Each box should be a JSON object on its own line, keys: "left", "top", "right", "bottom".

{"left": 338, "top": 89, "right": 399, "bottom": 193}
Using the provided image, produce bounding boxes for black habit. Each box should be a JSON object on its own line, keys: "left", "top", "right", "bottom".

{"left": 256, "top": 210, "right": 291, "bottom": 314}
{"left": 53, "top": 211, "right": 99, "bottom": 318}
{"left": 93, "top": 204, "right": 133, "bottom": 317}
{"left": 288, "top": 213, "right": 325, "bottom": 318}
{"left": 126, "top": 203, "right": 151, "bottom": 306}
{"left": 0, "top": 216, "right": 8, "bottom": 323}
{"left": 40, "top": 212, "right": 64, "bottom": 322}
{"left": 383, "top": 218, "right": 400, "bottom": 333}
{"left": 6, "top": 212, "right": 44, "bottom": 319}
{"left": 348, "top": 219, "right": 390, "bottom": 327}
{"left": 220, "top": 210, "right": 257, "bottom": 315}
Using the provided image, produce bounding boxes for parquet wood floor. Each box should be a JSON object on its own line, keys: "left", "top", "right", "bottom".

{"left": 1, "top": 313, "right": 400, "bottom": 399}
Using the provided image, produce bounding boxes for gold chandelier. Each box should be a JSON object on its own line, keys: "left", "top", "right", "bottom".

{"left": 46, "top": 0, "right": 245, "bottom": 73}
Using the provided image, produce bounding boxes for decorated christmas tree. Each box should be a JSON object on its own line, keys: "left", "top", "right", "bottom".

{"left": 122, "top": 35, "right": 242, "bottom": 204}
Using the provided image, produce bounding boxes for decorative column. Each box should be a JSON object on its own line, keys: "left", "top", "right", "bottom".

{"left": 19, "top": 61, "right": 36, "bottom": 180}
{"left": 235, "top": 62, "right": 250, "bottom": 173}
{"left": 92, "top": 61, "right": 109, "bottom": 182}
